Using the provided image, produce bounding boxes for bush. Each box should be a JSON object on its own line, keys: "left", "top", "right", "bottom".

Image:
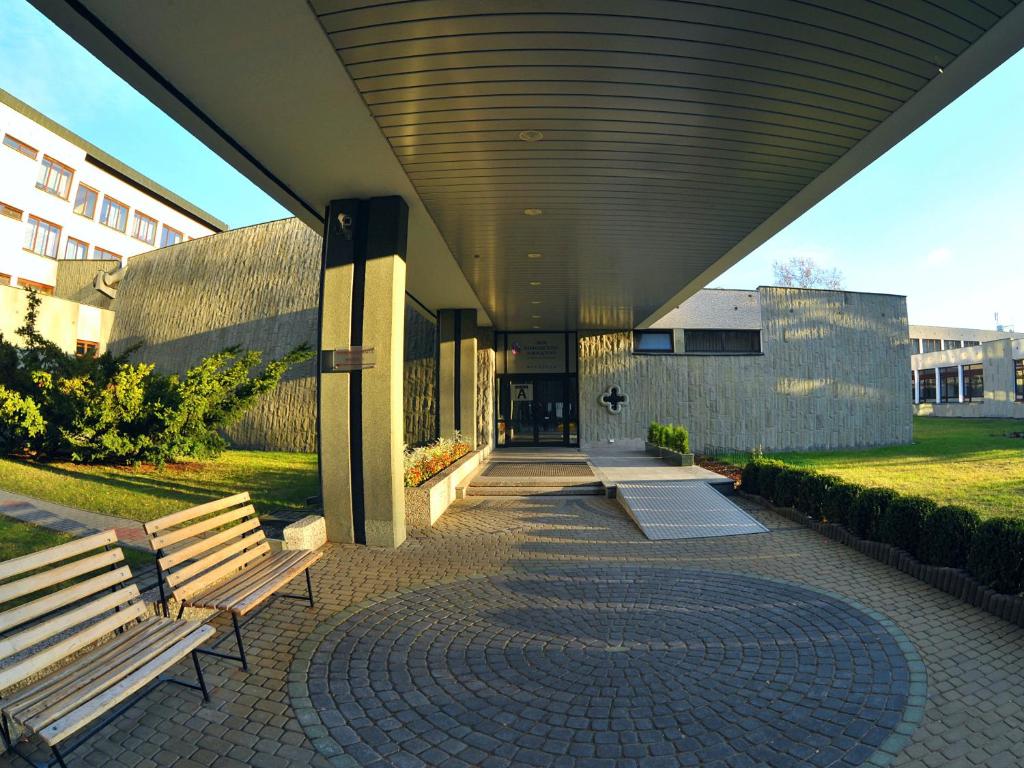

{"left": 795, "top": 472, "right": 840, "bottom": 521}
{"left": 848, "top": 487, "right": 898, "bottom": 540}
{"left": 877, "top": 495, "right": 937, "bottom": 557}
{"left": 404, "top": 432, "right": 472, "bottom": 487}
{"left": 741, "top": 460, "right": 762, "bottom": 495}
{"left": 667, "top": 424, "right": 690, "bottom": 454}
{"left": 756, "top": 461, "right": 785, "bottom": 502}
{"left": 822, "top": 482, "right": 861, "bottom": 527}
{"left": 647, "top": 421, "right": 659, "bottom": 445}
{"left": 918, "top": 505, "right": 980, "bottom": 568}
{"left": 967, "top": 518, "right": 1024, "bottom": 594}
{"left": 0, "top": 289, "right": 312, "bottom": 465}
{"left": 771, "top": 467, "right": 804, "bottom": 508}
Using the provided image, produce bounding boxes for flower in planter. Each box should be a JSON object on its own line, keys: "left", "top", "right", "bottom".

{"left": 403, "top": 432, "right": 472, "bottom": 487}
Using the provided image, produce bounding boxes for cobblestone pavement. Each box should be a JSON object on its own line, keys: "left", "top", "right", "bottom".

{"left": 3, "top": 495, "right": 1024, "bottom": 767}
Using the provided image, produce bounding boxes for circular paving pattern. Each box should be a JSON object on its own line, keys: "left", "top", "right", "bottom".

{"left": 294, "top": 567, "right": 925, "bottom": 768}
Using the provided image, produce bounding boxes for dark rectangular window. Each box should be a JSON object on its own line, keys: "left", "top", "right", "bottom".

{"left": 75, "top": 339, "right": 98, "bottom": 357}
{"left": 633, "top": 330, "right": 673, "bottom": 353}
{"left": 918, "top": 369, "right": 936, "bottom": 403}
{"left": 3, "top": 134, "right": 37, "bottom": 159}
{"left": 160, "top": 225, "right": 183, "bottom": 247}
{"left": 1016, "top": 360, "right": 1024, "bottom": 402}
{"left": 963, "top": 364, "right": 984, "bottom": 402}
{"left": 36, "top": 156, "right": 74, "bottom": 198}
{"left": 943, "top": 339, "right": 962, "bottom": 350}
{"left": 909, "top": 337, "right": 921, "bottom": 353}
{"left": 0, "top": 201, "right": 22, "bottom": 220}
{"left": 63, "top": 237, "right": 89, "bottom": 260}
{"left": 131, "top": 211, "right": 157, "bottom": 244}
{"left": 685, "top": 329, "right": 761, "bottom": 354}
{"left": 24, "top": 215, "right": 61, "bottom": 258}
{"left": 99, "top": 196, "right": 128, "bottom": 232}
{"left": 17, "top": 278, "right": 54, "bottom": 295}
{"left": 963, "top": 340, "right": 981, "bottom": 347}
{"left": 74, "top": 184, "right": 98, "bottom": 218}
{"left": 0, "top": 273, "right": 11, "bottom": 286}
{"left": 921, "top": 338, "right": 942, "bottom": 353}
{"left": 939, "top": 366, "right": 960, "bottom": 403}
{"left": 94, "top": 247, "right": 121, "bottom": 262}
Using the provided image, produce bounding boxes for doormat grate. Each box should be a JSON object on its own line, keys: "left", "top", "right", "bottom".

{"left": 483, "top": 462, "right": 593, "bottom": 478}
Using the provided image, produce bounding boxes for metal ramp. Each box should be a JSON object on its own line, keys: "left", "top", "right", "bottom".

{"left": 616, "top": 481, "right": 768, "bottom": 541}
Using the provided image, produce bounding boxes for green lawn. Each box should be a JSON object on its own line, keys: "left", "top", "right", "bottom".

{"left": 0, "top": 515, "right": 154, "bottom": 573}
{"left": 0, "top": 450, "right": 319, "bottom": 523}
{"left": 724, "top": 417, "right": 1024, "bottom": 520}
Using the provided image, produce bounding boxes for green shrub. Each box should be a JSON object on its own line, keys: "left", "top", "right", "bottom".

{"left": 667, "top": 425, "right": 690, "bottom": 454}
{"left": 771, "top": 468, "right": 804, "bottom": 508}
{"left": 848, "top": 487, "right": 898, "bottom": 540}
{"left": 822, "top": 482, "right": 861, "bottom": 527}
{"left": 757, "top": 462, "right": 785, "bottom": 502}
{"left": 967, "top": 518, "right": 1024, "bottom": 594}
{"left": 877, "top": 495, "right": 937, "bottom": 556}
{"left": 918, "top": 505, "right": 980, "bottom": 568}
{"left": 741, "top": 460, "right": 762, "bottom": 495}
{"left": 647, "top": 421, "right": 659, "bottom": 444}
{"left": 795, "top": 472, "right": 840, "bottom": 520}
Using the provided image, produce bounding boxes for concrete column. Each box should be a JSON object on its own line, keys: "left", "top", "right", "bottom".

{"left": 913, "top": 369, "right": 920, "bottom": 405}
{"left": 438, "top": 308, "right": 478, "bottom": 449}
{"left": 934, "top": 367, "right": 941, "bottom": 404}
{"left": 958, "top": 365, "right": 965, "bottom": 403}
{"left": 317, "top": 196, "right": 409, "bottom": 547}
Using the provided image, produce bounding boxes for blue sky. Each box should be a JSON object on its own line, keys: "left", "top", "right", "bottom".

{"left": 1, "top": 0, "right": 1020, "bottom": 329}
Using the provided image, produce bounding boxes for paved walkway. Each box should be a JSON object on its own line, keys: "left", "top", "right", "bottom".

{"left": 2, "top": 495, "right": 1023, "bottom": 767}
{"left": 0, "top": 489, "right": 148, "bottom": 548}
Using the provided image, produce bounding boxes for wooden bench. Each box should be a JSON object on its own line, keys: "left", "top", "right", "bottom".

{"left": 144, "top": 493, "right": 323, "bottom": 671}
{"left": 0, "top": 531, "right": 214, "bottom": 768}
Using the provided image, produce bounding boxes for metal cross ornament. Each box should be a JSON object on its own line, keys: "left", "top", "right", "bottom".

{"left": 600, "top": 385, "right": 628, "bottom": 414}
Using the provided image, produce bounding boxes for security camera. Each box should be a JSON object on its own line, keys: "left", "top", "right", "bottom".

{"left": 337, "top": 212, "right": 353, "bottom": 240}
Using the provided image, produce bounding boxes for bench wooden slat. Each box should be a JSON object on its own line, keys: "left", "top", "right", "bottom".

{"left": 190, "top": 550, "right": 302, "bottom": 607}
{"left": 21, "top": 620, "right": 207, "bottom": 732}
{"left": 0, "top": 531, "right": 117, "bottom": 583}
{"left": 165, "top": 532, "right": 265, "bottom": 589}
{"left": 231, "top": 551, "right": 323, "bottom": 617}
{"left": 149, "top": 505, "right": 257, "bottom": 551}
{"left": 0, "top": 586, "right": 139, "bottom": 662}
{"left": 37, "top": 624, "right": 215, "bottom": 746}
{"left": 174, "top": 543, "right": 270, "bottom": 603}
{"left": 0, "top": 550, "right": 124, "bottom": 607}
{"left": 0, "top": 601, "right": 147, "bottom": 693}
{"left": 158, "top": 517, "right": 262, "bottom": 569}
{"left": 0, "top": 566, "right": 131, "bottom": 636}
{"left": 4, "top": 620, "right": 170, "bottom": 719}
{"left": 143, "top": 492, "right": 250, "bottom": 535}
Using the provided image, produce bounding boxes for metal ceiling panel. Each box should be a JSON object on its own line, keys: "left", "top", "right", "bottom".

{"left": 309, "top": 0, "right": 1022, "bottom": 330}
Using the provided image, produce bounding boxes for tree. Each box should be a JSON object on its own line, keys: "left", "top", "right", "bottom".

{"left": 771, "top": 256, "right": 844, "bottom": 290}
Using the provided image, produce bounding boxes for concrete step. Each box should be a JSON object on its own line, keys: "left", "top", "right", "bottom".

{"left": 470, "top": 476, "right": 600, "bottom": 488}
{"left": 466, "top": 484, "right": 605, "bottom": 497}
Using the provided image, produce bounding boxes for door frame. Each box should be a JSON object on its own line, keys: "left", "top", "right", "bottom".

{"left": 497, "top": 373, "right": 579, "bottom": 447}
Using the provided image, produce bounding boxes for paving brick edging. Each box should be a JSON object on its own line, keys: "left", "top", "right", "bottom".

{"left": 287, "top": 567, "right": 927, "bottom": 768}
{"left": 742, "top": 491, "right": 1024, "bottom": 629}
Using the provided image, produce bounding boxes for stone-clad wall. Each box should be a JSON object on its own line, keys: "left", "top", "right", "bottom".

{"left": 108, "top": 217, "right": 439, "bottom": 452}
{"left": 579, "top": 287, "right": 912, "bottom": 453}
{"left": 54, "top": 259, "right": 119, "bottom": 309}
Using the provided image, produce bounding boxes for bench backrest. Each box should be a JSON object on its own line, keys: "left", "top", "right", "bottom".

{"left": 0, "top": 530, "right": 143, "bottom": 694}
{"left": 143, "top": 493, "right": 268, "bottom": 604}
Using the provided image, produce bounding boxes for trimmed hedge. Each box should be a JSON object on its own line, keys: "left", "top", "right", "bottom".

{"left": 918, "top": 505, "right": 979, "bottom": 569}
{"left": 877, "top": 495, "right": 937, "bottom": 558}
{"left": 647, "top": 421, "right": 690, "bottom": 454}
{"left": 741, "top": 458, "right": 1024, "bottom": 597}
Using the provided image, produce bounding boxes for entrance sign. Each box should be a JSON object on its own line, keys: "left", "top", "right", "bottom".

{"left": 320, "top": 346, "right": 376, "bottom": 372}
{"left": 511, "top": 382, "right": 533, "bottom": 401}
{"left": 506, "top": 333, "right": 567, "bottom": 374}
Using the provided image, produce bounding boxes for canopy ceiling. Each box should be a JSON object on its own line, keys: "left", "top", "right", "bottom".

{"left": 31, "top": 0, "right": 1024, "bottom": 329}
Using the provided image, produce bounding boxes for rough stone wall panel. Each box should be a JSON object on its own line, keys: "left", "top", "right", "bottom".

{"left": 54, "top": 259, "right": 119, "bottom": 309}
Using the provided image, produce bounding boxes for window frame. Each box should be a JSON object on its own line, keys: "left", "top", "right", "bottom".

{"left": 1015, "top": 360, "right": 1024, "bottom": 403}
{"left": 24, "top": 215, "right": 62, "bottom": 259}
{"left": 131, "top": 210, "right": 158, "bottom": 245}
{"left": 962, "top": 364, "right": 984, "bottom": 403}
{"left": 920, "top": 338, "right": 942, "bottom": 354}
{"left": 17, "top": 278, "right": 54, "bottom": 295}
{"left": 75, "top": 339, "right": 99, "bottom": 358}
{"left": 36, "top": 155, "right": 75, "bottom": 200}
{"left": 632, "top": 330, "right": 674, "bottom": 354}
{"left": 99, "top": 195, "right": 129, "bottom": 232}
{"left": 93, "top": 247, "right": 121, "bottom": 262}
{"left": 938, "top": 366, "right": 960, "bottom": 404}
{"left": 2, "top": 134, "right": 38, "bottom": 159}
{"left": 684, "top": 329, "right": 762, "bottom": 355}
{"left": 0, "top": 201, "right": 23, "bottom": 221}
{"left": 160, "top": 224, "right": 184, "bottom": 248}
{"left": 73, "top": 184, "right": 99, "bottom": 219}
{"left": 63, "top": 237, "right": 90, "bottom": 261}
{"left": 0, "top": 273, "right": 11, "bottom": 286}
{"left": 918, "top": 368, "right": 937, "bottom": 403}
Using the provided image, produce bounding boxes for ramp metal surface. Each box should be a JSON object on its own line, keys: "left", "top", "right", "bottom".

{"left": 616, "top": 481, "right": 768, "bottom": 541}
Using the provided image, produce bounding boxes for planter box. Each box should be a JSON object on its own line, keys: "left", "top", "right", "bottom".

{"left": 645, "top": 441, "right": 662, "bottom": 457}
{"left": 405, "top": 445, "right": 491, "bottom": 529}
{"left": 659, "top": 448, "right": 695, "bottom": 466}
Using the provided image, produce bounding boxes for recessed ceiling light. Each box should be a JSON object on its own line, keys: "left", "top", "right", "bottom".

{"left": 518, "top": 130, "right": 543, "bottom": 142}
{"left": 531, "top": 314, "right": 542, "bottom": 319}
{"left": 530, "top": 300, "right": 542, "bottom": 305}
{"left": 527, "top": 252, "right": 543, "bottom": 259}
{"left": 532, "top": 325, "right": 541, "bottom": 329}
{"left": 529, "top": 281, "right": 541, "bottom": 286}
{"left": 523, "top": 208, "right": 543, "bottom": 216}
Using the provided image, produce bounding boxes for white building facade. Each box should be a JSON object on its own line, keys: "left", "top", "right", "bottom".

{"left": 0, "top": 88, "right": 224, "bottom": 295}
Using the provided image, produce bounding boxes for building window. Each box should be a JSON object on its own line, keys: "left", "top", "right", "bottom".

{"left": 0, "top": 201, "right": 23, "bottom": 221}
{"left": 909, "top": 338, "right": 921, "bottom": 353}
{"left": 633, "top": 330, "right": 673, "bottom": 353}
{"left": 943, "top": 339, "right": 962, "bottom": 350}
{"left": 24, "top": 215, "right": 61, "bottom": 258}
{"left": 36, "top": 156, "right": 74, "bottom": 199}
{"left": 94, "top": 247, "right": 121, "bottom": 262}
{"left": 2, "top": 134, "right": 38, "bottom": 159}
{"left": 963, "top": 340, "right": 981, "bottom": 347}
{"left": 962, "top": 364, "right": 984, "bottom": 402}
{"left": 17, "top": 278, "right": 54, "bottom": 295}
{"left": 131, "top": 211, "right": 157, "bottom": 244}
{"left": 63, "top": 237, "right": 89, "bottom": 260}
{"left": 1016, "top": 360, "right": 1024, "bottom": 402}
{"left": 918, "top": 368, "right": 936, "bottom": 402}
{"left": 921, "top": 338, "right": 942, "bottom": 353}
{"left": 75, "top": 340, "right": 99, "bottom": 358}
{"left": 160, "top": 225, "right": 183, "bottom": 247}
{"left": 685, "top": 329, "right": 761, "bottom": 354}
{"left": 73, "top": 184, "right": 98, "bottom": 218}
{"left": 939, "top": 366, "right": 960, "bottom": 403}
{"left": 0, "top": 273, "right": 11, "bottom": 286}
{"left": 99, "top": 197, "right": 129, "bottom": 232}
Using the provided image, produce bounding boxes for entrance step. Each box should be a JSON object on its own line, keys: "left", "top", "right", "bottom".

{"left": 466, "top": 483, "right": 605, "bottom": 497}
{"left": 470, "top": 477, "right": 600, "bottom": 488}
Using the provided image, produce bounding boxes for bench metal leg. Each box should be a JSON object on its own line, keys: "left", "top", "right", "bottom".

{"left": 305, "top": 568, "right": 315, "bottom": 607}
{"left": 49, "top": 746, "right": 68, "bottom": 768}
{"left": 232, "top": 614, "right": 249, "bottom": 671}
{"left": 191, "top": 651, "right": 211, "bottom": 702}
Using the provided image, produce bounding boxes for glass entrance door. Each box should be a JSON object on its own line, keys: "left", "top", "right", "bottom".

{"left": 498, "top": 375, "right": 578, "bottom": 447}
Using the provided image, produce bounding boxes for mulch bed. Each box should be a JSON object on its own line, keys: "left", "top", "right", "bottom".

{"left": 695, "top": 455, "right": 742, "bottom": 487}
